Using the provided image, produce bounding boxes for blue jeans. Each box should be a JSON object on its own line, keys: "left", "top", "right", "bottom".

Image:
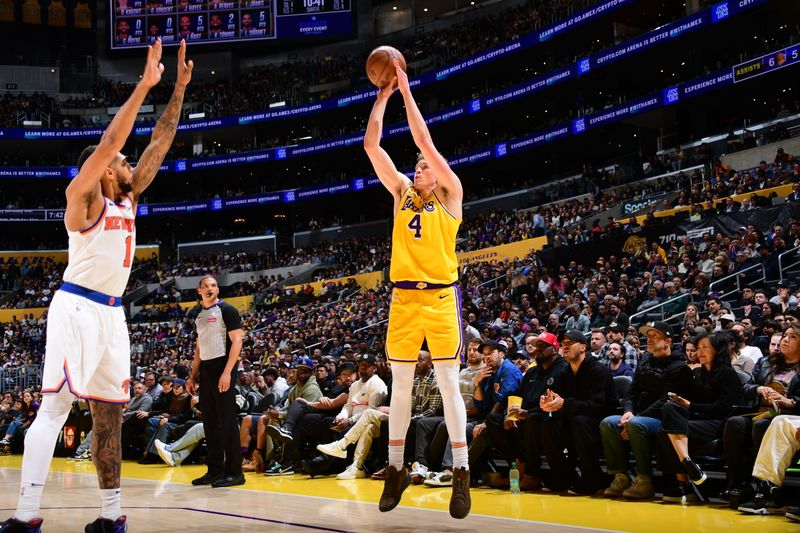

{"left": 600, "top": 415, "right": 661, "bottom": 478}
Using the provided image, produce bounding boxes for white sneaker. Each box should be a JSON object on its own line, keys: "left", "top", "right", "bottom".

{"left": 336, "top": 464, "right": 367, "bottom": 480}
{"left": 423, "top": 470, "right": 453, "bottom": 487}
{"left": 410, "top": 461, "right": 429, "bottom": 484}
{"left": 154, "top": 439, "right": 175, "bottom": 467}
{"left": 317, "top": 440, "right": 347, "bottom": 459}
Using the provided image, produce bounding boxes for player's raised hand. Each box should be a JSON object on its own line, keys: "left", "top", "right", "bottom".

{"left": 393, "top": 59, "right": 411, "bottom": 96}
{"left": 141, "top": 38, "right": 165, "bottom": 89}
{"left": 375, "top": 78, "right": 396, "bottom": 102}
{"left": 176, "top": 39, "right": 194, "bottom": 89}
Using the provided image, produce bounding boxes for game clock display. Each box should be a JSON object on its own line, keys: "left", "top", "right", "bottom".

{"left": 110, "top": 0, "right": 353, "bottom": 49}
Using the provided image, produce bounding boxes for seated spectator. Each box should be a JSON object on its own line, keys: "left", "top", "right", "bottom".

{"left": 657, "top": 332, "right": 743, "bottom": 503}
{"left": 482, "top": 332, "right": 567, "bottom": 490}
{"left": 737, "top": 414, "right": 800, "bottom": 520}
{"left": 311, "top": 354, "right": 387, "bottom": 479}
{"left": 770, "top": 281, "right": 798, "bottom": 313}
{"left": 469, "top": 341, "right": 522, "bottom": 478}
{"left": 0, "top": 392, "right": 38, "bottom": 453}
{"left": 598, "top": 320, "right": 639, "bottom": 371}
{"left": 261, "top": 358, "right": 322, "bottom": 475}
{"left": 423, "top": 339, "right": 484, "bottom": 487}
{"left": 724, "top": 324, "right": 800, "bottom": 507}
{"left": 154, "top": 395, "right": 204, "bottom": 466}
{"left": 606, "top": 342, "right": 634, "bottom": 378}
{"left": 539, "top": 330, "right": 617, "bottom": 494}
{"left": 138, "top": 378, "right": 192, "bottom": 463}
{"left": 600, "top": 322, "right": 693, "bottom": 499}
{"left": 683, "top": 337, "right": 701, "bottom": 370}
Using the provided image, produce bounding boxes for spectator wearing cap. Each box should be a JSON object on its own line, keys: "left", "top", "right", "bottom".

{"left": 540, "top": 330, "right": 617, "bottom": 494}
{"left": 468, "top": 340, "right": 522, "bottom": 479}
{"left": 598, "top": 320, "right": 639, "bottom": 371}
{"left": 509, "top": 349, "right": 531, "bottom": 374}
{"left": 262, "top": 363, "right": 358, "bottom": 476}
{"left": 600, "top": 321, "right": 693, "bottom": 500}
{"left": 315, "top": 353, "right": 388, "bottom": 479}
{"left": 485, "top": 332, "right": 568, "bottom": 490}
{"left": 658, "top": 331, "right": 743, "bottom": 503}
{"left": 723, "top": 323, "right": 800, "bottom": 508}
{"left": 564, "top": 304, "right": 590, "bottom": 334}
{"left": 260, "top": 357, "right": 323, "bottom": 475}
{"left": 770, "top": 281, "right": 798, "bottom": 314}
{"left": 718, "top": 312, "right": 737, "bottom": 331}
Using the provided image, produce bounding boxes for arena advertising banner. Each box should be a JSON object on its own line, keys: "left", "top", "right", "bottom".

{"left": 0, "top": 307, "right": 48, "bottom": 322}
{"left": 0, "top": 0, "right": 768, "bottom": 142}
{"left": 622, "top": 192, "right": 673, "bottom": 216}
{"left": 285, "top": 270, "right": 384, "bottom": 296}
{"left": 456, "top": 237, "right": 548, "bottom": 266}
{"left": 0, "top": 245, "right": 159, "bottom": 265}
{"left": 138, "top": 294, "right": 253, "bottom": 315}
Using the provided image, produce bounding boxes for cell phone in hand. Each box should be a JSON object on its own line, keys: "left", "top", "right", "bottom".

{"left": 667, "top": 392, "right": 677, "bottom": 399}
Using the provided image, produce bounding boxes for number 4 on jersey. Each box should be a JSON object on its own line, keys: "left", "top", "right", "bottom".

{"left": 408, "top": 214, "right": 422, "bottom": 239}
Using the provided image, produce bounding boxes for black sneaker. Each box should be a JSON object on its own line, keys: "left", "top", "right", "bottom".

{"left": 728, "top": 482, "right": 754, "bottom": 510}
{"left": 84, "top": 515, "right": 127, "bottom": 532}
{"left": 378, "top": 466, "right": 410, "bottom": 512}
{"left": 681, "top": 458, "right": 707, "bottom": 485}
{"left": 191, "top": 473, "right": 221, "bottom": 486}
{"left": 449, "top": 467, "right": 471, "bottom": 519}
{"left": 738, "top": 480, "right": 786, "bottom": 515}
{"left": 0, "top": 517, "right": 43, "bottom": 533}
{"left": 211, "top": 474, "right": 246, "bottom": 488}
{"left": 786, "top": 506, "right": 800, "bottom": 521}
{"left": 662, "top": 482, "right": 700, "bottom": 504}
{"left": 266, "top": 424, "right": 293, "bottom": 444}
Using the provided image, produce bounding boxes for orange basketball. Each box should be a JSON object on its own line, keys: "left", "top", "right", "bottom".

{"left": 366, "top": 46, "right": 407, "bottom": 89}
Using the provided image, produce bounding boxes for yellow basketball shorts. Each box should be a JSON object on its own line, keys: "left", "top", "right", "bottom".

{"left": 385, "top": 284, "right": 464, "bottom": 363}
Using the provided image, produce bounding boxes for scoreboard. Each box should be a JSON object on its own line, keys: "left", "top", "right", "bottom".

{"left": 110, "top": 0, "right": 353, "bottom": 50}
{"left": 733, "top": 45, "right": 800, "bottom": 83}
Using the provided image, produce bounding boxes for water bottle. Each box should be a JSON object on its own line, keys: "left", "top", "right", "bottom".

{"left": 509, "top": 461, "right": 520, "bottom": 494}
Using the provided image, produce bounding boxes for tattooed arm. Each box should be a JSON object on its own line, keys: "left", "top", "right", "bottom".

{"left": 90, "top": 401, "right": 124, "bottom": 489}
{"left": 131, "top": 39, "right": 194, "bottom": 203}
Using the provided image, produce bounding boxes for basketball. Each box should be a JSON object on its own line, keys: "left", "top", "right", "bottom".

{"left": 366, "top": 46, "right": 407, "bottom": 89}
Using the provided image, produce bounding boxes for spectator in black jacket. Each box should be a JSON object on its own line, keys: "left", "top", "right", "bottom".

{"left": 658, "top": 332, "right": 744, "bottom": 503}
{"left": 540, "top": 330, "right": 617, "bottom": 495}
{"left": 722, "top": 323, "right": 800, "bottom": 507}
{"left": 600, "top": 322, "right": 694, "bottom": 499}
{"left": 139, "top": 378, "right": 193, "bottom": 463}
{"left": 477, "top": 332, "right": 568, "bottom": 490}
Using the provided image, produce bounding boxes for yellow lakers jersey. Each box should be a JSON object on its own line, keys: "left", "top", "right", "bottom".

{"left": 390, "top": 187, "right": 460, "bottom": 284}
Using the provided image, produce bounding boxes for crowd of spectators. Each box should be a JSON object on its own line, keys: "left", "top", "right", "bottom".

{"left": 1, "top": 195, "right": 800, "bottom": 520}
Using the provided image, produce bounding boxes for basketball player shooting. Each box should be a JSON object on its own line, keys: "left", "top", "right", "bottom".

{"left": 363, "top": 59, "right": 470, "bottom": 519}
{"left": 0, "top": 39, "right": 192, "bottom": 533}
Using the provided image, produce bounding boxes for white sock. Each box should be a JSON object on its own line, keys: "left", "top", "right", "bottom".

{"left": 100, "top": 488, "right": 122, "bottom": 521}
{"left": 16, "top": 389, "right": 74, "bottom": 521}
{"left": 388, "top": 363, "right": 415, "bottom": 469}
{"left": 14, "top": 484, "right": 44, "bottom": 522}
{"left": 433, "top": 361, "right": 469, "bottom": 470}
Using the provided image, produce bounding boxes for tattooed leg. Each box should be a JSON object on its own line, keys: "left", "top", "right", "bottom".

{"left": 90, "top": 401, "right": 123, "bottom": 489}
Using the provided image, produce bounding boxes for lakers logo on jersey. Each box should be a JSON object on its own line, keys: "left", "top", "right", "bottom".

{"left": 400, "top": 192, "right": 435, "bottom": 214}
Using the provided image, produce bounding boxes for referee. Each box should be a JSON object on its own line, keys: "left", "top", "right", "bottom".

{"left": 186, "top": 275, "right": 245, "bottom": 488}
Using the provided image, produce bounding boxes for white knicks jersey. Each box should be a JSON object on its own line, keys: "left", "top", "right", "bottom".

{"left": 62, "top": 194, "right": 136, "bottom": 297}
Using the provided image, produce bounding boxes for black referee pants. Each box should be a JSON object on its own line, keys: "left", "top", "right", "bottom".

{"left": 200, "top": 357, "right": 241, "bottom": 477}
